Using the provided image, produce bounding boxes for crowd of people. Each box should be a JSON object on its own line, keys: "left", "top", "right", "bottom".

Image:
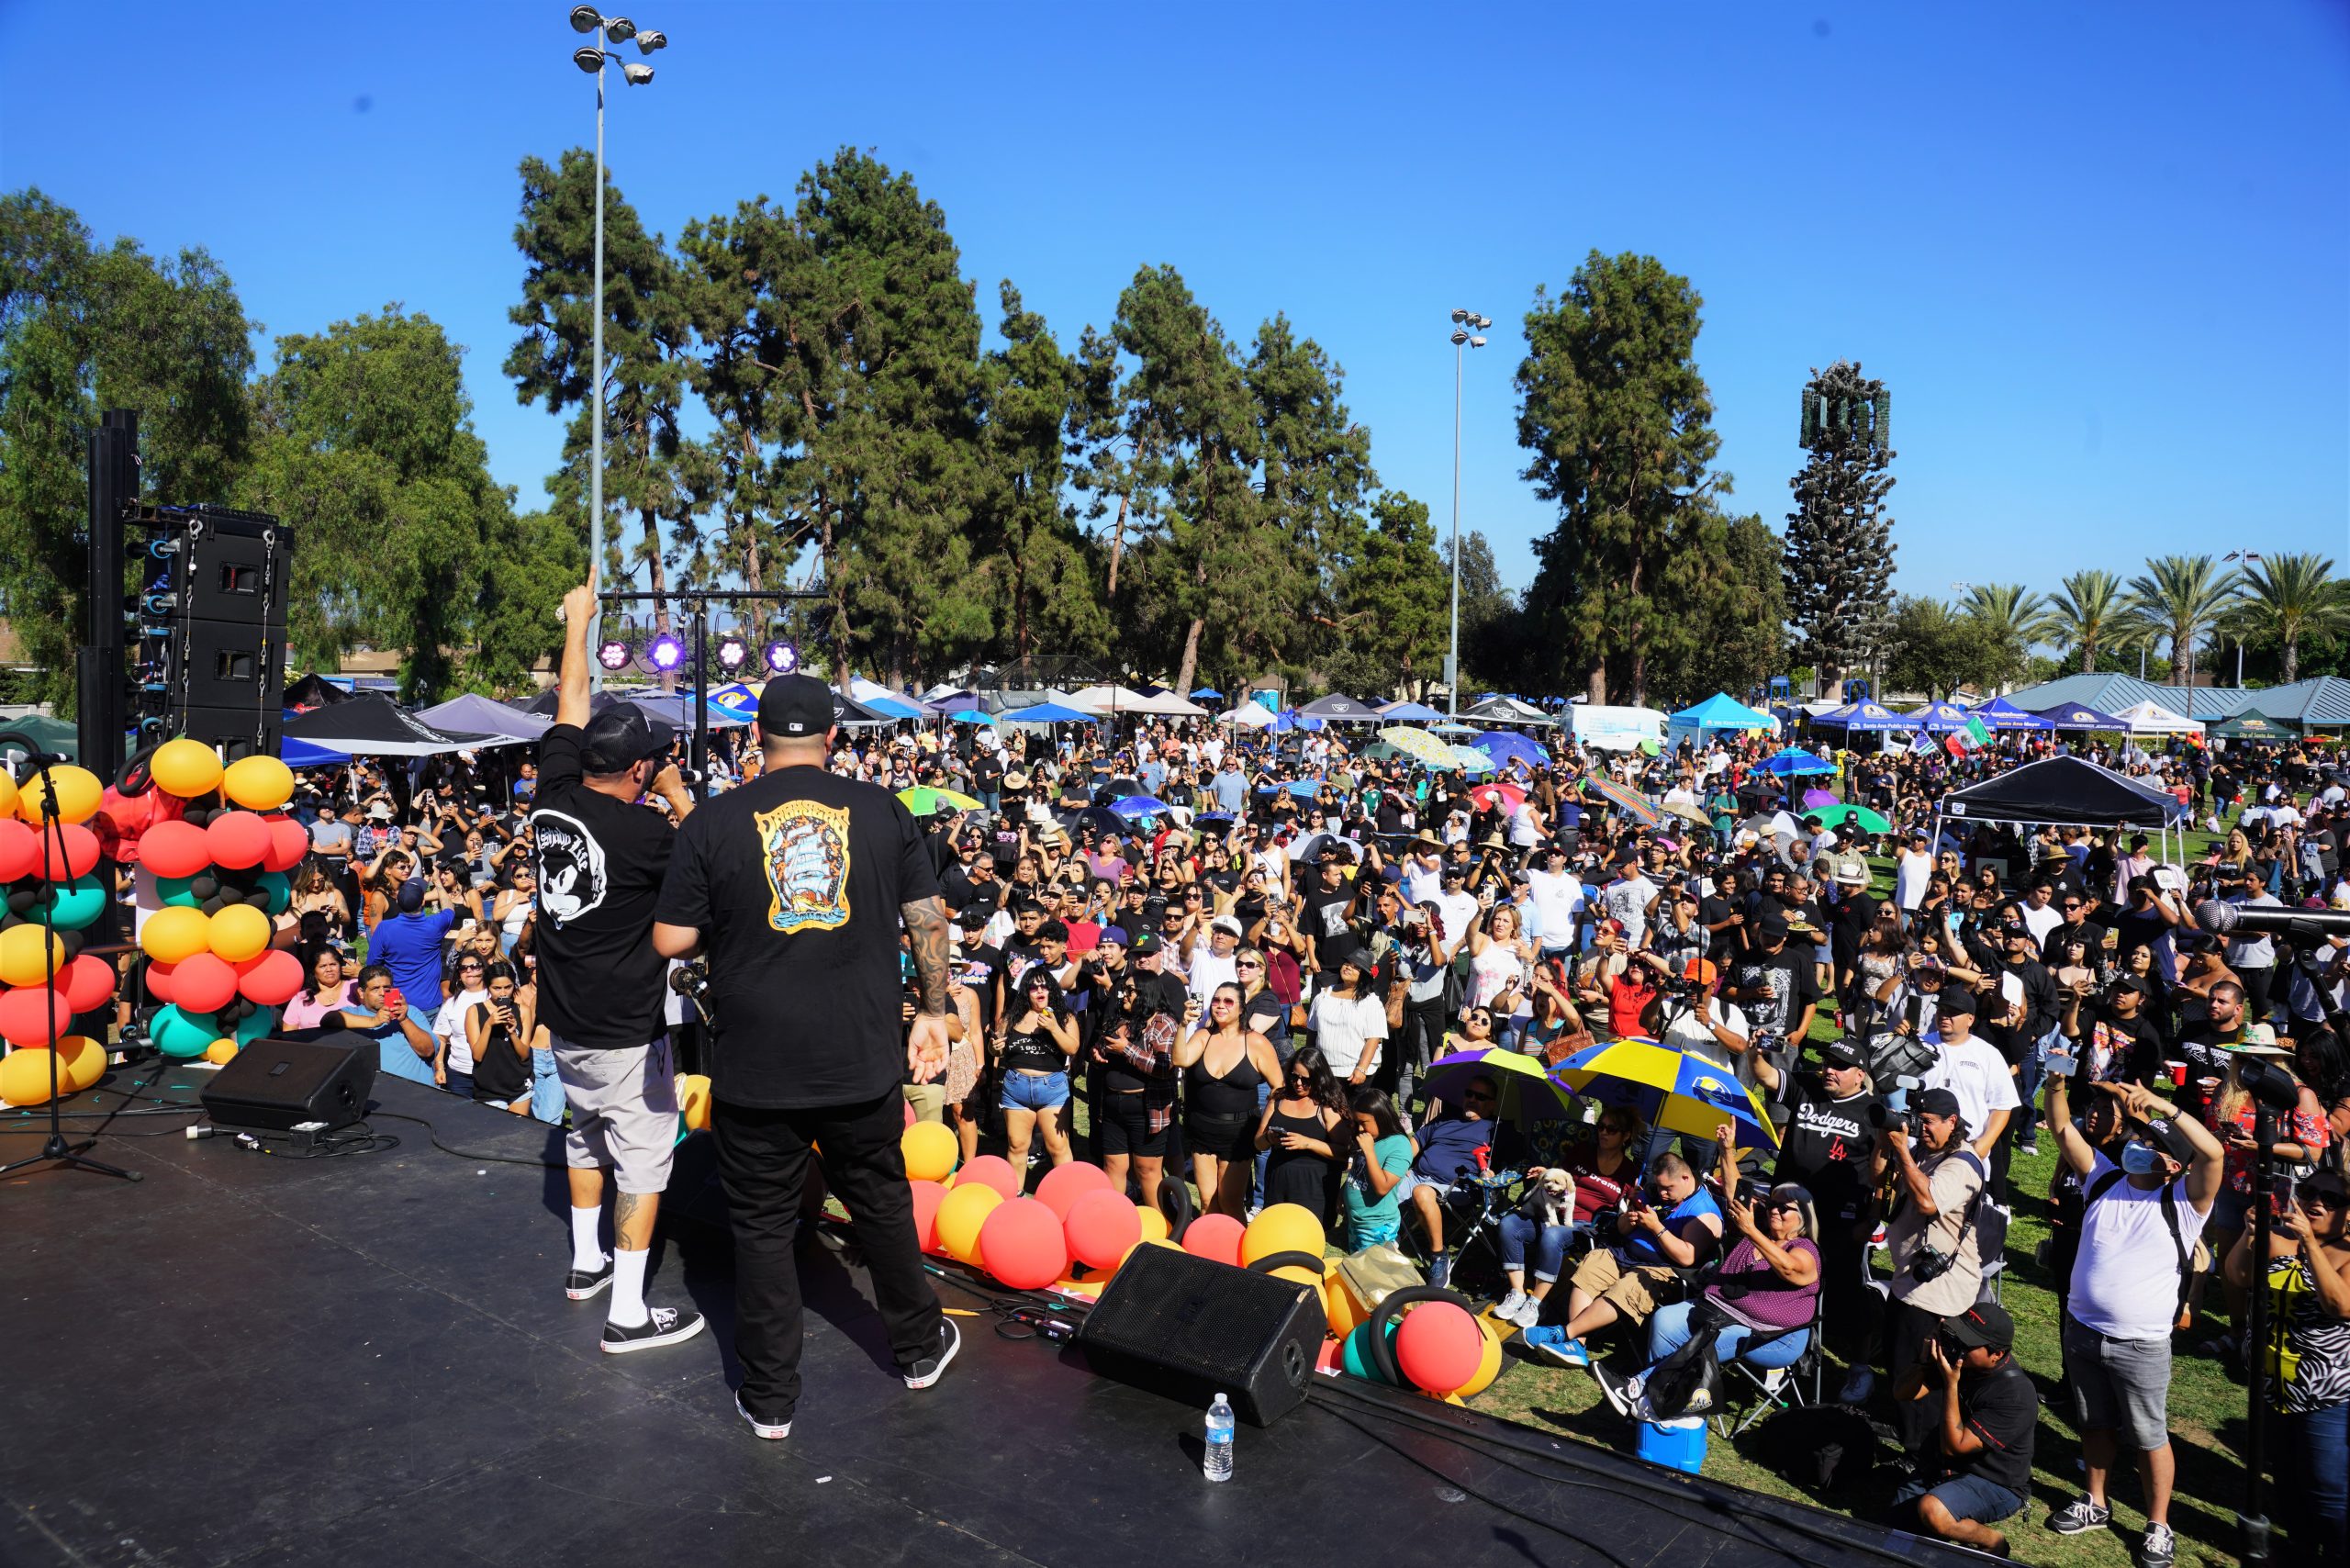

{"left": 255, "top": 692, "right": 2350, "bottom": 1562}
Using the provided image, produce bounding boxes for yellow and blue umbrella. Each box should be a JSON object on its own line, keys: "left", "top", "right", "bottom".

{"left": 1550, "top": 1036, "right": 1779, "bottom": 1148}
{"left": 1422, "top": 1046, "right": 1580, "bottom": 1121}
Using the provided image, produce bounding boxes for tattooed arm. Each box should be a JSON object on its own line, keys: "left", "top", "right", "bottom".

{"left": 902, "top": 895, "right": 953, "bottom": 1084}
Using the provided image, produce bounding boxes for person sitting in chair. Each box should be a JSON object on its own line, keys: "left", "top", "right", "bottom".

{"left": 1402, "top": 1072, "right": 1525, "bottom": 1287}
{"left": 1525, "top": 1149, "right": 1722, "bottom": 1368}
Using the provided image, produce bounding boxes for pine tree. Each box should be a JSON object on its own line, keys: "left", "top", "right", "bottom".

{"left": 1783, "top": 360, "right": 1897, "bottom": 697}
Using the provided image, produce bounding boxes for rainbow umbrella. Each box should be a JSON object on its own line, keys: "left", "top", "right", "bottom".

{"left": 1422, "top": 1046, "right": 1580, "bottom": 1122}
{"left": 896, "top": 786, "right": 982, "bottom": 816}
{"left": 1580, "top": 774, "right": 1662, "bottom": 828}
{"left": 1550, "top": 1036, "right": 1779, "bottom": 1148}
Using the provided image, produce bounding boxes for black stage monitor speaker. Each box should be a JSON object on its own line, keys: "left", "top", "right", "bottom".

{"left": 199, "top": 1037, "right": 375, "bottom": 1133}
{"left": 1074, "top": 1243, "right": 1322, "bottom": 1427}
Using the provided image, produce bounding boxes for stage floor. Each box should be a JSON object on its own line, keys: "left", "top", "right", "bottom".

{"left": 3, "top": 1075, "right": 1954, "bottom": 1568}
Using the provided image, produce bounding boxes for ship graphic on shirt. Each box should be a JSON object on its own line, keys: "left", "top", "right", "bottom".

{"left": 756, "top": 799, "right": 853, "bottom": 933}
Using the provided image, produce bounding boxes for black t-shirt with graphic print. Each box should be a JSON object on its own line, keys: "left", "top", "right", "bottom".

{"left": 530, "top": 724, "right": 675, "bottom": 1050}
{"left": 655, "top": 764, "right": 940, "bottom": 1110}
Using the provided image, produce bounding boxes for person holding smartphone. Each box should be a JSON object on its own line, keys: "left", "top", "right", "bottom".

{"left": 465, "top": 962, "right": 540, "bottom": 1114}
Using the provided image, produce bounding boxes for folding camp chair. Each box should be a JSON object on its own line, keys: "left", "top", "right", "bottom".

{"left": 1712, "top": 1282, "right": 1829, "bottom": 1439}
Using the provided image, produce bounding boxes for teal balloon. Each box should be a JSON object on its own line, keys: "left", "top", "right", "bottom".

{"left": 232, "top": 1004, "right": 278, "bottom": 1046}
{"left": 42, "top": 877, "right": 106, "bottom": 931}
{"left": 158, "top": 875, "right": 202, "bottom": 909}
{"left": 252, "top": 870, "right": 291, "bottom": 917}
{"left": 1341, "top": 1319, "right": 1403, "bottom": 1386}
{"left": 151, "top": 1003, "right": 218, "bottom": 1059}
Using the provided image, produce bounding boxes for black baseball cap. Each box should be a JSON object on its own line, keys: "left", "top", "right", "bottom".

{"left": 1935, "top": 988, "right": 1977, "bottom": 1019}
{"left": 1942, "top": 1301, "right": 2015, "bottom": 1351}
{"left": 1915, "top": 1086, "right": 1963, "bottom": 1118}
{"left": 758, "top": 673, "right": 836, "bottom": 739}
{"left": 581, "top": 704, "right": 676, "bottom": 772}
{"left": 1130, "top": 932, "right": 1164, "bottom": 957}
{"left": 1754, "top": 911, "right": 1789, "bottom": 943}
{"left": 1819, "top": 1038, "right": 1866, "bottom": 1071}
{"left": 2137, "top": 1114, "right": 2199, "bottom": 1165}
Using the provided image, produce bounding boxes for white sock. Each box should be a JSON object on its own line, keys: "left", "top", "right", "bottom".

{"left": 609, "top": 1247, "right": 650, "bottom": 1327}
{"left": 570, "top": 1206, "right": 606, "bottom": 1273}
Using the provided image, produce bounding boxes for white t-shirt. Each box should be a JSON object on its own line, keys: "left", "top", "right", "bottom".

{"left": 1187, "top": 945, "right": 1239, "bottom": 1009}
{"left": 2020, "top": 902, "right": 2064, "bottom": 945}
{"left": 1921, "top": 1030, "right": 2023, "bottom": 1135}
{"left": 1601, "top": 874, "right": 1658, "bottom": 943}
{"left": 2068, "top": 1152, "right": 2207, "bottom": 1340}
{"left": 1662, "top": 999, "right": 1751, "bottom": 1074}
{"left": 1309, "top": 990, "right": 1388, "bottom": 1080}
{"left": 1893, "top": 848, "right": 1933, "bottom": 912}
{"left": 435, "top": 986, "right": 487, "bottom": 1075}
{"left": 1433, "top": 890, "right": 1482, "bottom": 951}
{"left": 1525, "top": 868, "right": 1586, "bottom": 950}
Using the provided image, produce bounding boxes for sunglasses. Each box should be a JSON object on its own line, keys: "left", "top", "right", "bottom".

{"left": 1237, "top": 959, "right": 1263, "bottom": 969}
{"left": 2306, "top": 1189, "right": 2348, "bottom": 1213}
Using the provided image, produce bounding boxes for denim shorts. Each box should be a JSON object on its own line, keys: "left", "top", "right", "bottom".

{"left": 2063, "top": 1316, "right": 2173, "bottom": 1451}
{"left": 1892, "top": 1473, "right": 2025, "bottom": 1528}
{"left": 1002, "top": 1070, "right": 1069, "bottom": 1113}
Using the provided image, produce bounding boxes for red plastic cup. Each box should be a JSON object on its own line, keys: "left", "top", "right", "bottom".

{"left": 2170, "top": 1062, "right": 2188, "bottom": 1088}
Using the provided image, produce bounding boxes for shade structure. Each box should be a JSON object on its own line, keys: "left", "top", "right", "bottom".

{"left": 1377, "top": 700, "right": 1446, "bottom": 722}
{"left": 1902, "top": 701, "right": 1975, "bottom": 734}
{"left": 998, "top": 701, "right": 1095, "bottom": 723}
{"left": 1421, "top": 1047, "right": 1579, "bottom": 1121}
{"left": 1461, "top": 695, "right": 1557, "bottom": 728}
{"left": 2034, "top": 702, "right": 2130, "bottom": 733}
{"left": 1190, "top": 687, "right": 1223, "bottom": 700}
{"left": 1473, "top": 732, "right": 1550, "bottom": 771}
{"left": 1375, "top": 726, "right": 1460, "bottom": 769}
{"left": 280, "top": 694, "right": 505, "bottom": 757}
{"left": 1805, "top": 801, "right": 1893, "bottom": 835}
{"left": 2210, "top": 712, "right": 2294, "bottom": 741}
{"left": 2109, "top": 699, "right": 2202, "bottom": 735}
{"left": 1812, "top": 701, "right": 1914, "bottom": 733}
{"left": 1968, "top": 696, "right": 2053, "bottom": 732}
{"left": 416, "top": 693, "right": 551, "bottom": 741}
{"left": 1110, "top": 794, "right": 1172, "bottom": 818}
{"left": 1669, "top": 693, "right": 1776, "bottom": 732}
{"left": 1754, "top": 747, "right": 1836, "bottom": 777}
{"left": 948, "top": 710, "right": 999, "bottom": 726}
{"left": 1581, "top": 774, "right": 1662, "bottom": 828}
{"left": 1298, "top": 692, "right": 1381, "bottom": 722}
{"left": 1468, "top": 782, "right": 1527, "bottom": 812}
{"left": 1219, "top": 705, "right": 1277, "bottom": 729}
{"left": 283, "top": 672, "right": 352, "bottom": 710}
{"left": 0, "top": 714, "right": 79, "bottom": 764}
{"left": 1938, "top": 755, "right": 2186, "bottom": 829}
{"left": 1550, "top": 1036, "right": 1779, "bottom": 1148}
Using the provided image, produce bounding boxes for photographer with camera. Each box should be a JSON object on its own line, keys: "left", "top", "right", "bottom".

{"left": 1873, "top": 1086, "right": 1990, "bottom": 1450}
{"left": 2041, "top": 1071, "right": 2221, "bottom": 1568}
{"left": 1885, "top": 1302, "right": 2038, "bottom": 1559}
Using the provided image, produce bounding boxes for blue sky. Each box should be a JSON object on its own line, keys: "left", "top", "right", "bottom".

{"left": 4, "top": 1, "right": 2344, "bottom": 601}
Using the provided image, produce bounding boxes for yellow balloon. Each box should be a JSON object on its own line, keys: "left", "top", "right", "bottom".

{"left": 1241, "top": 1201, "right": 1327, "bottom": 1267}
{"left": 1456, "top": 1314, "right": 1505, "bottom": 1398}
{"left": 934, "top": 1183, "right": 1002, "bottom": 1265}
{"left": 1270, "top": 1262, "right": 1329, "bottom": 1316}
{"left": 140, "top": 905, "right": 213, "bottom": 965}
{"left": 0, "top": 771, "right": 17, "bottom": 821}
{"left": 1326, "top": 1263, "right": 1367, "bottom": 1338}
{"left": 677, "top": 1073, "right": 711, "bottom": 1131}
{"left": 56, "top": 1034, "right": 106, "bottom": 1092}
{"left": 1136, "top": 1204, "right": 1169, "bottom": 1244}
{"left": 19, "top": 765, "right": 101, "bottom": 825}
{"left": 901, "top": 1120, "right": 957, "bottom": 1182}
{"left": 0, "top": 1047, "right": 60, "bottom": 1105}
{"left": 151, "top": 738, "right": 226, "bottom": 801}
{"left": 204, "top": 1039, "right": 240, "bottom": 1064}
{"left": 207, "top": 904, "right": 272, "bottom": 964}
{"left": 221, "top": 753, "right": 294, "bottom": 812}
{"left": 0, "top": 924, "right": 63, "bottom": 989}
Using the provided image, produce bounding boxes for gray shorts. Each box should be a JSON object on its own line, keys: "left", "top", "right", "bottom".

{"left": 552, "top": 1033, "right": 677, "bottom": 1194}
{"left": 2063, "top": 1316, "right": 2172, "bottom": 1452}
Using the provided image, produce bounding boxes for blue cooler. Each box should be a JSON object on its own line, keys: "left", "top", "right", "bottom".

{"left": 1635, "top": 1416, "right": 1708, "bottom": 1473}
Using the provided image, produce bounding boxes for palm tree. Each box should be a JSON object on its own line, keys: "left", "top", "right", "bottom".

{"left": 2122, "top": 554, "right": 2241, "bottom": 692}
{"left": 2221, "top": 553, "right": 2350, "bottom": 683}
{"left": 2047, "top": 569, "right": 2124, "bottom": 673}
{"left": 1959, "top": 583, "right": 2053, "bottom": 692}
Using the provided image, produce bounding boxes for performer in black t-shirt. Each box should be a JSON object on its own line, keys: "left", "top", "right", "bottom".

{"left": 537, "top": 574, "right": 702, "bottom": 1353}
{"left": 654, "top": 673, "right": 958, "bottom": 1439}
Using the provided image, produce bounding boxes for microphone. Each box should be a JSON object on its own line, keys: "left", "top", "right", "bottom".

{"left": 2194, "top": 900, "right": 2350, "bottom": 940}
{"left": 0, "top": 731, "right": 73, "bottom": 767}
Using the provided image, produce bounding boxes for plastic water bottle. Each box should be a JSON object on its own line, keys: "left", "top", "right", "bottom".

{"left": 1203, "top": 1393, "right": 1235, "bottom": 1482}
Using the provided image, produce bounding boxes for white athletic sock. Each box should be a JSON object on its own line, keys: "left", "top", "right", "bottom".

{"left": 570, "top": 1206, "right": 606, "bottom": 1273}
{"left": 609, "top": 1246, "right": 650, "bottom": 1327}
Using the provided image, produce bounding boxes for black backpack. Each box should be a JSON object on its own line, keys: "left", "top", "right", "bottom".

{"left": 2082, "top": 1168, "right": 2197, "bottom": 1329}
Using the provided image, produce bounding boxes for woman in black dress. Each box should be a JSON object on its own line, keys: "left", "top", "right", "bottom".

{"left": 1256, "top": 1045, "right": 1348, "bottom": 1227}
{"left": 1176, "top": 982, "right": 1282, "bottom": 1217}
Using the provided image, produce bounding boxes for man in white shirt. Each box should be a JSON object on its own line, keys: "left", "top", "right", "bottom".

{"left": 2041, "top": 1074, "right": 2221, "bottom": 1568}
{"left": 1399, "top": 835, "right": 1447, "bottom": 907}
{"left": 1920, "top": 989, "right": 2020, "bottom": 1162}
{"left": 1524, "top": 845, "right": 1586, "bottom": 960}
{"left": 2017, "top": 880, "right": 2064, "bottom": 946}
{"left": 1187, "top": 914, "right": 1243, "bottom": 1009}
{"left": 1598, "top": 857, "right": 1659, "bottom": 949}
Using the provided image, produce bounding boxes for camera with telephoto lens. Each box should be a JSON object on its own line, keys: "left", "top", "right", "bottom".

{"left": 1866, "top": 1078, "right": 1925, "bottom": 1144}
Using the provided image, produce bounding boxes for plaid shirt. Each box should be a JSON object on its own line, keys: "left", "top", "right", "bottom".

{"left": 1107, "top": 1011, "right": 1181, "bottom": 1136}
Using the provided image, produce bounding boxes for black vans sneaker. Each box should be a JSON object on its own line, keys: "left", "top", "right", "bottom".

{"left": 564, "top": 1259, "right": 614, "bottom": 1301}
{"left": 902, "top": 1317, "right": 961, "bottom": 1389}
{"left": 600, "top": 1304, "right": 706, "bottom": 1354}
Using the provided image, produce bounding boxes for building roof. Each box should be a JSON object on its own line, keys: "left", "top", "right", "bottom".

{"left": 2008, "top": 673, "right": 2257, "bottom": 722}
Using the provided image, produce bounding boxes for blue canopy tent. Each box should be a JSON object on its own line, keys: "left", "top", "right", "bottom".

{"left": 1970, "top": 696, "right": 2053, "bottom": 732}
{"left": 1376, "top": 700, "right": 1445, "bottom": 722}
{"left": 2034, "top": 702, "right": 2130, "bottom": 733}
{"left": 1904, "top": 701, "right": 1975, "bottom": 734}
{"left": 998, "top": 701, "right": 1094, "bottom": 723}
{"left": 947, "top": 710, "right": 999, "bottom": 725}
{"left": 1664, "top": 692, "right": 1778, "bottom": 752}
{"left": 1269, "top": 709, "right": 1325, "bottom": 734}
{"left": 1190, "top": 687, "right": 1224, "bottom": 700}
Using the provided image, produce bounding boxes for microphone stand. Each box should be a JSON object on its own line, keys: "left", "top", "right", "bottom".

{"left": 0, "top": 743, "right": 139, "bottom": 1182}
{"left": 2239, "top": 1099, "right": 2277, "bottom": 1568}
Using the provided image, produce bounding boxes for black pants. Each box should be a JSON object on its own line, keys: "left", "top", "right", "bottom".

{"left": 1818, "top": 1215, "right": 1877, "bottom": 1364}
{"left": 2238, "top": 965, "right": 2276, "bottom": 1022}
{"left": 1881, "top": 1295, "right": 1942, "bottom": 1450}
{"left": 713, "top": 1089, "right": 943, "bottom": 1417}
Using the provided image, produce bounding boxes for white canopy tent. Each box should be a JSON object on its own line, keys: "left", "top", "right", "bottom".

{"left": 2109, "top": 699, "right": 2203, "bottom": 736}
{"left": 1218, "top": 704, "right": 1277, "bottom": 729}
{"left": 1568, "top": 703, "right": 1667, "bottom": 753}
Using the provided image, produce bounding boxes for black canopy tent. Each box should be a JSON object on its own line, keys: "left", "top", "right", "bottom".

{"left": 280, "top": 693, "right": 498, "bottom": 758}
{"left": 1936, "top": 755, "right": 2189, "bottom": 877}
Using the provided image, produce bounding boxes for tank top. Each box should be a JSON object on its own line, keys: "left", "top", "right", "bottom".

{"left": 499, "top": 895, "right": 530, "bottom": 944}
{"left": 1184, "top": 1036, "right": 1265, "bottom": 1120}
{"left": 2263, "top": 1251, "right": 2350, "bottom": 1414}
{"left": 469, "top": 1002, "right": 531, "bottom": 1101}
{"left": 1002, "top": 1016, "right": 1065, "bottom": 1074}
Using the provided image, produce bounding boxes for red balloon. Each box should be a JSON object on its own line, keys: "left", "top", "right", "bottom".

{"left": 952, "top": 1153, "right": 1022, "bottom": 1201}
{"left": 1064, "top": 1188, "right": 1143, "bottom": 1271}
{"left": 0, "top": 819, "right": 38, "bottom": 882}
{"left": 140, "top": 820, "right": 213, "bottom": 879}
{"left": 1181, "top": 1213, "right": 1246, "bottom": 1268}
{"left": 96, "top": 787, "right": 153, "bottom": 838}
{"left": 235, "top": 947, "right": 304, "bottom": 1006}
{"left": 1035, "top": 1159, "right": 1113, "bottom": 1220}
{"left": 0, "top": 986, "right": 71, "bottom": 1048}
{"left": 261, "top": 814, "right": 309, "bottom": 874}
{"left": 171, "top": 951, "right": 239, "bottom": 1014}
{"left": 908, "top": 1179, "right": 948, "bottom": 1252}
{"left": 205, "top": 811, "right": 271, "bottom": 870}
{"left": 60, "top": 952, "right": 117, "bottom": 1014}
{"left": 1395, "top": 1301, "right": 1484, "bottom": 1395}
{"left": 979, "top": 1196, "right": 1069, "bottom": 1290}
{"left": 146, "top": 959, "right": 178, "bottom": 1003}
{"left": 38, "top": 823, "right": 101, "bottom": 882}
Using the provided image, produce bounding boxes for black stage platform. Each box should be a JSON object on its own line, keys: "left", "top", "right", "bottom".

{"left": 4, "top": 1075, "right": 1964, "bottom": 1568}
